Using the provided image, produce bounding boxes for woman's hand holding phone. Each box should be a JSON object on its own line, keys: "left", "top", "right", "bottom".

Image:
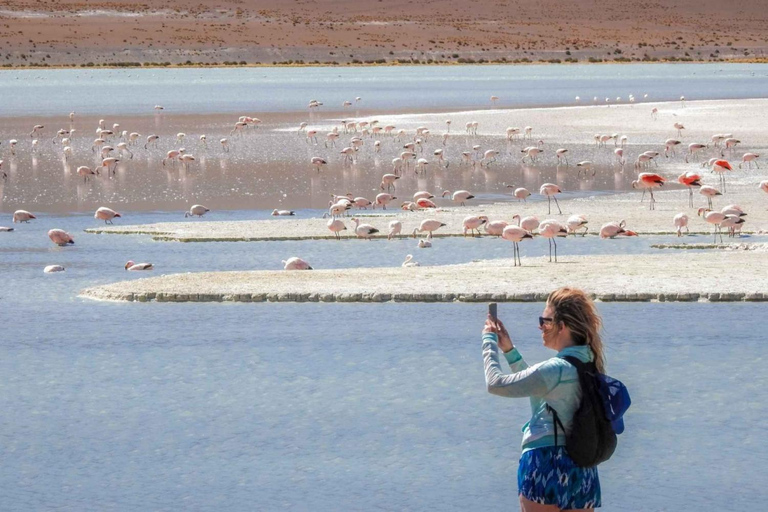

{"left": 483, "top": 315, "right": 514, "bottom": 353}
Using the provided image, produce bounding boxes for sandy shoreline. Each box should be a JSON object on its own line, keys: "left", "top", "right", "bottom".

{"left": 79, "top": 251, "right": 768, "bottom": 303}
{"left": 3, "top": 1, "right": 768, "bottom": 66}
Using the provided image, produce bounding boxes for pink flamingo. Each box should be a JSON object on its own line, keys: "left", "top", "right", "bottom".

{"left": 77, "top": 166, "right": 98, "bottom": 182}
{"left": 442, "top": 190, "right": 474, "bottom": 206}
{"left": 632, "top": 173, "right": 665, "bottom": 210}
{"left": 711, "top": 159, "right": 733, "bottom": 193}
{"left": 566, "top": 214, "right": 588, "bottom": 236}
{"left": 556, "top": 148, "right": 569, "bottom": 166}
{"left": 677, "top": 172, "right": 702, "bottom": 208}
{"left": 351, "top": 218, "right": 379, "bottom": 240}
{"left": 664, "top": 139, "right": 681, "bottom": 157}
{"left": 48, "top": 229, "right": 74, "bottom": 246}
{"left": 388, "top": 220, "right": 402, "bottom": 240}
{"left": 697, "top": 208, "right": 727, "bottom": 243}
{"left": 462, "top": 215, "right": 489, "bottom": 237}
{"left": 501, "top": 225, "right": 533, "bottom": 266}
{"left": 185, "top": 205, "right": 210, "bottom": 217}
{"left": 373, "top": 193, "right": 396, "bottom": 210}
{"left": 95, "top": 207, "right": 121, "bottom": 224}
{"left": 282, "top": 257, "right": 313, "bottom": 270}
{"left": 484, "top": 220, "right": 508, "bottom": 236}
{"left": 125, "top": 261, "right": 154, "bottom": 271}
{"left": 760, "top": 180, "right": 768, "bottom": 194}
{"left": 740, "top": 153, "right": 759, "bottom": 169}
{"left": 513, "top": 214, "right": 540, "bottom": 232}
{"left": 599, "top": 220, "right": 638, "bottom": 239}
{"left": 13, "top": 210, "right": 36, "bottom": 223}
{"left": 538, "top": 220, "right": 568, "bottom": 262}
{"left": 415, "top": 197, "right": 437, "bottom": 209}
{"left": 699, "top": 185, "right": 722, "bottom": 209}
{"left": 539, "top": 183, "right": 562, "bottom": 214}
{"left": 507, "top": 187, "right": 531, "bottom": 202}
{"left": 311, "top": 157, "right": 327, "bottom": 172}
{"left": 673, "top": 213, "right": 689, "bottom": 237}
{"left": 412, "top": 219, "right": 446, "bottom": 239}
{"left": 413, "top": 191, "right": 434, "bottom": 202}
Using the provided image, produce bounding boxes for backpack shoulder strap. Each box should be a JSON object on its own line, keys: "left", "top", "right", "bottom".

{"left": 560, "top": 355, "right": 594, "bottom": 374}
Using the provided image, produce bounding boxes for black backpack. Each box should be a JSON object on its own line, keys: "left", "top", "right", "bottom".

{"left": 546, "top": 356, "right": 618, "bottom": 468}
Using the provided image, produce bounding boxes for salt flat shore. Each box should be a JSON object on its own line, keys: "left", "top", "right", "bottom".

{"left": 80, "top": 251, "right": 768, "bottom": 303}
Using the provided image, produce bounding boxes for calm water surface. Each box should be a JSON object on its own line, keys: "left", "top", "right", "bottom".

{"left": 1, "top": 63, "right": 768, "bottom": 116}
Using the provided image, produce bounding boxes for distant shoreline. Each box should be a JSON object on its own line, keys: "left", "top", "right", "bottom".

{"left": 3, "top": 58, "right": 768, "bottom": 70}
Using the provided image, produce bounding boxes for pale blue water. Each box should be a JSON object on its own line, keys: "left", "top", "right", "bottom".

{"left": 1, "top": 212, "right": 768, "bottom": 510}
{"left": 1, "top": 63, "right": 767, "bottom": 117}
{"left": 2, "top": 65, "right": 768, "bottom": 510}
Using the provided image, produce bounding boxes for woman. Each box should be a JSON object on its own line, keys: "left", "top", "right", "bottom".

{"left": 482, "top": 287, "right": 606, "bottom": 511}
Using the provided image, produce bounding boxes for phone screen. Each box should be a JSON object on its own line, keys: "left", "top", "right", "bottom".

{"left": 488, "top": 302, "right": 498, "bottom": 319}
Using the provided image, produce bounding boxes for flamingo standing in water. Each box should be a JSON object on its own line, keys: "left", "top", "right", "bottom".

{"left": 373, "top": 193, "right": 396, "bottom": 210}
{"left": 387, "top": 220, "right": 402, "bottom": 240}
{"left": 282, "top": 257, "right": 313, "bottom": 270}
{"left": 664, "top": 139, "right": 682, "bottom": 157}
{"left": 699, "top": 185, "right": 722, "bottom": 209}
{"left": 402, "top": 255, "right": 420, "bottom": 267}
{"left": 539, "top": 183, "right": 562, "bottom": 214}
{"left": 95, "top": 207, "right": 121, "bottom": 224}
{"left": 697, "top": 208, "right": 727, "bottom": 243}
{"left": 538, "top": 220, "right": 568, "bottom": 262}
{"left": 502, "top": 225, "right": 533, "bottom": 266}
{"left": 576, "top": 161, "right": 594, "bottom": 177}
{"left": 442, "top": 190, "right": 474, "bottom": 206}
{"left": 614, "top": 148, "right": 625, "bottom": 166}
{"left": 711, "top": 159, "right": 733, "bottom": 193}
{"left": 13, "top": 210, "right": 36, "bottom": 223}
{"left": 685, "top": 143, "right": 707, "bottom": 163}
{"left": 673, "top": 213, "right": 689, "bottom": 237}
{"left": 632, "top": 173, "right": 665, "bottom": 210}
{"left": 185, "top": 205, "right": 210, "bottom": 217}
{"left": 740, "top": 153, "right": 759, "bottom": 169}
{"left": 678, "top": 172, "right": 702, "bottom": 208}
{"left": 311, "top": 157, "right": 327, "bottom": 172}
{"left": 48, "top": 229, "right": 74, "bottom": 246}
{"left": 507, "top": 187, "right": 531, "bottom": 202}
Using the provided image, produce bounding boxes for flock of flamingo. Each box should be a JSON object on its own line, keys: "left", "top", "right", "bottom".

{"left": 2, "top": 96, "right": 768, "bottom": 273}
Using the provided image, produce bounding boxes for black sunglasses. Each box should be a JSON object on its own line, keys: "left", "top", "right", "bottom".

{"left": 538, "top": 316, "right": 554, "bottom": 327}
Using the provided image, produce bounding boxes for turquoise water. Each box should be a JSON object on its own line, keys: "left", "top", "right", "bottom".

{"left": 1, "top": 63, "right": 767, "bottom": 116}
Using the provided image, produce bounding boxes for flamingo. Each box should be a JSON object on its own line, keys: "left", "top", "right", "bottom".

{"left": 442, "top": 190, "right": 474, "bottom": 206}
{"left": 77, "top": 166, "right": 98, "bottom": 182}
{"left": 353, "top": 197, "right": 373, "bottom": 209}
{"left": 180, "top": 154, "right": 195, "bottom": 169}
{"left": 412, "top": 219, "right": 446, "bottom": 239}
{"left": 162, "top": 150, "right": 180, "bottom": 167}
{"left": 697, "top": 208, "right": 727, "bottom": 243}
{"left": 387, "top": 220, "right": 402, "bottom": 240}
{"left": 699, "top": 185, "right": 722, "bottom": 209}
{"left": 720, "top": 214, "right": 745, "bottom": 238}
{"left": 185, "top": 205, "right": 210, "bottom": 217}
{"left": 101, "top": 157, "right": 120, "bottom": 175}
{"left": 282, "top": 257, "right": 313, "bottom": 270}
{"left": 678, "top": 172, "right": 702, "bottom": 208}
{"left": 298, "top": 122, "right": 307, "bottom": 133}
{"left": 271, "top": 209, "right": 295, "bottom": 216}
{"left": 521, "top": 146, "right": 543, "bottom": 164}
{"left": 373, "top": 193, "right": 396, "bottom": 210}
{"left": 402, "top": 255, "right": 420, "bottom": 267}
{"left": 9, "top": 139, "right": 18, "bottom": 155}
{"left": 116, "top": 142, "right": 133, "bottom": 159}
{"left": 311, "top": 157, "right": 327, "bottom": 172}
{"left": 490, "top": 95, "right": 499, "bottom": 105}
{"left": 48, "top": 229, "right": 74, "bottom": 246}
{"left": 220, "top": 138, "right": 230, "bottom": 152}
{"left": 599, "top": 220, "right": 638, "bottom": 239}
{"left": 539, "top": 183, "right": 562, "bottom": 214}
{"left": 44, "top": 265, "right": 65, "bottom": 273}
{"left": 480, "top": 149, "right": 499, "bottom": 167}
{"left": 556, "top": 148, "right": 569, "bottom": 166}
{"left": 760, "top": 180, "right": 768, "bottom": 194}
{"left": 576, "top": 161, "right": 594, "bottom": 177}
{"left": 507, "top": 187, "right": 531, "bottom": 202}
{"left": 418, "top": 239, "right": 432, "bottom": 248}
{"left": 740, "top": 153, "right": 759, "bottom": 169}
{"left": 327, "top": 218, "right": 347, "bottom": 240}
{"left": 416, "top": 197, "right": 437, "bottom": 209}
{"left": 632, "top": 173, "right": 665, "bottom": 210}
{"left": 513, "top": 215, "right": 540, "bottom": 233}
{"left": 538, "top": 220, "right": 568, "bottom": 262}
{"left": 614, "top": 148, "right": 625, "bottom": 166}
{"left": 13, "top": 210, "right": 36, "bottom": 223}
{"left": 685, "top": 143, "right": 707, "bottom": 163}
{"left": 413, "top": 191, "right": 434, "bottom": 202}
{"left": 651, "top": 107, "right": 658, "bottom": 119}
{"left": 484, "top": 220, "right": 508, "bottom": 236}
{"left": 664, "top": 139, "right": 682, "bottom": 157}
{"left": 327, "top": 201, "right": 351, "bottom": 218}
{"left": 144, "top": 134, "right": 159, "bottom": 149}
{"left": 125, "top": 261, "right": 154, "bottom": 271}
{"left": 462, "top": 215, "right": 489, "bottom": 237}
{"left": 29, "top": 124, "right": 44, "bottom": 138}
{"left": 351, "top": 218, "right": 379, "bottom": 240}
{"left": 674, "top": 122, "right": 685, "bottom": 137}
{"left": 95, "top": 207, "right": 121, "bottom": 224}
{"left": 502, "top": 225, "right": 533, "bottom": 266}
{"left": 340, "top": 147, "right": 356, "bottom": 164}
{"left": 566, "top": 214, "right": 588, "bottom": 236}
{"left": 415, "top": 158, "right": 430, "bottom": 175}
{"left": 506, "top": 127, "right": 521, "bottom": 141}
{"left": 711, "top": 159, "right": 733, "bottom": 193}
{"left": 673, "top": 213, "right": 689, "bottom": 237}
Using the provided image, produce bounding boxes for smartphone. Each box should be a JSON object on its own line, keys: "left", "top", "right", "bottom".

{"left": 488, "top": 302, "right": 498, "bottom": 319}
